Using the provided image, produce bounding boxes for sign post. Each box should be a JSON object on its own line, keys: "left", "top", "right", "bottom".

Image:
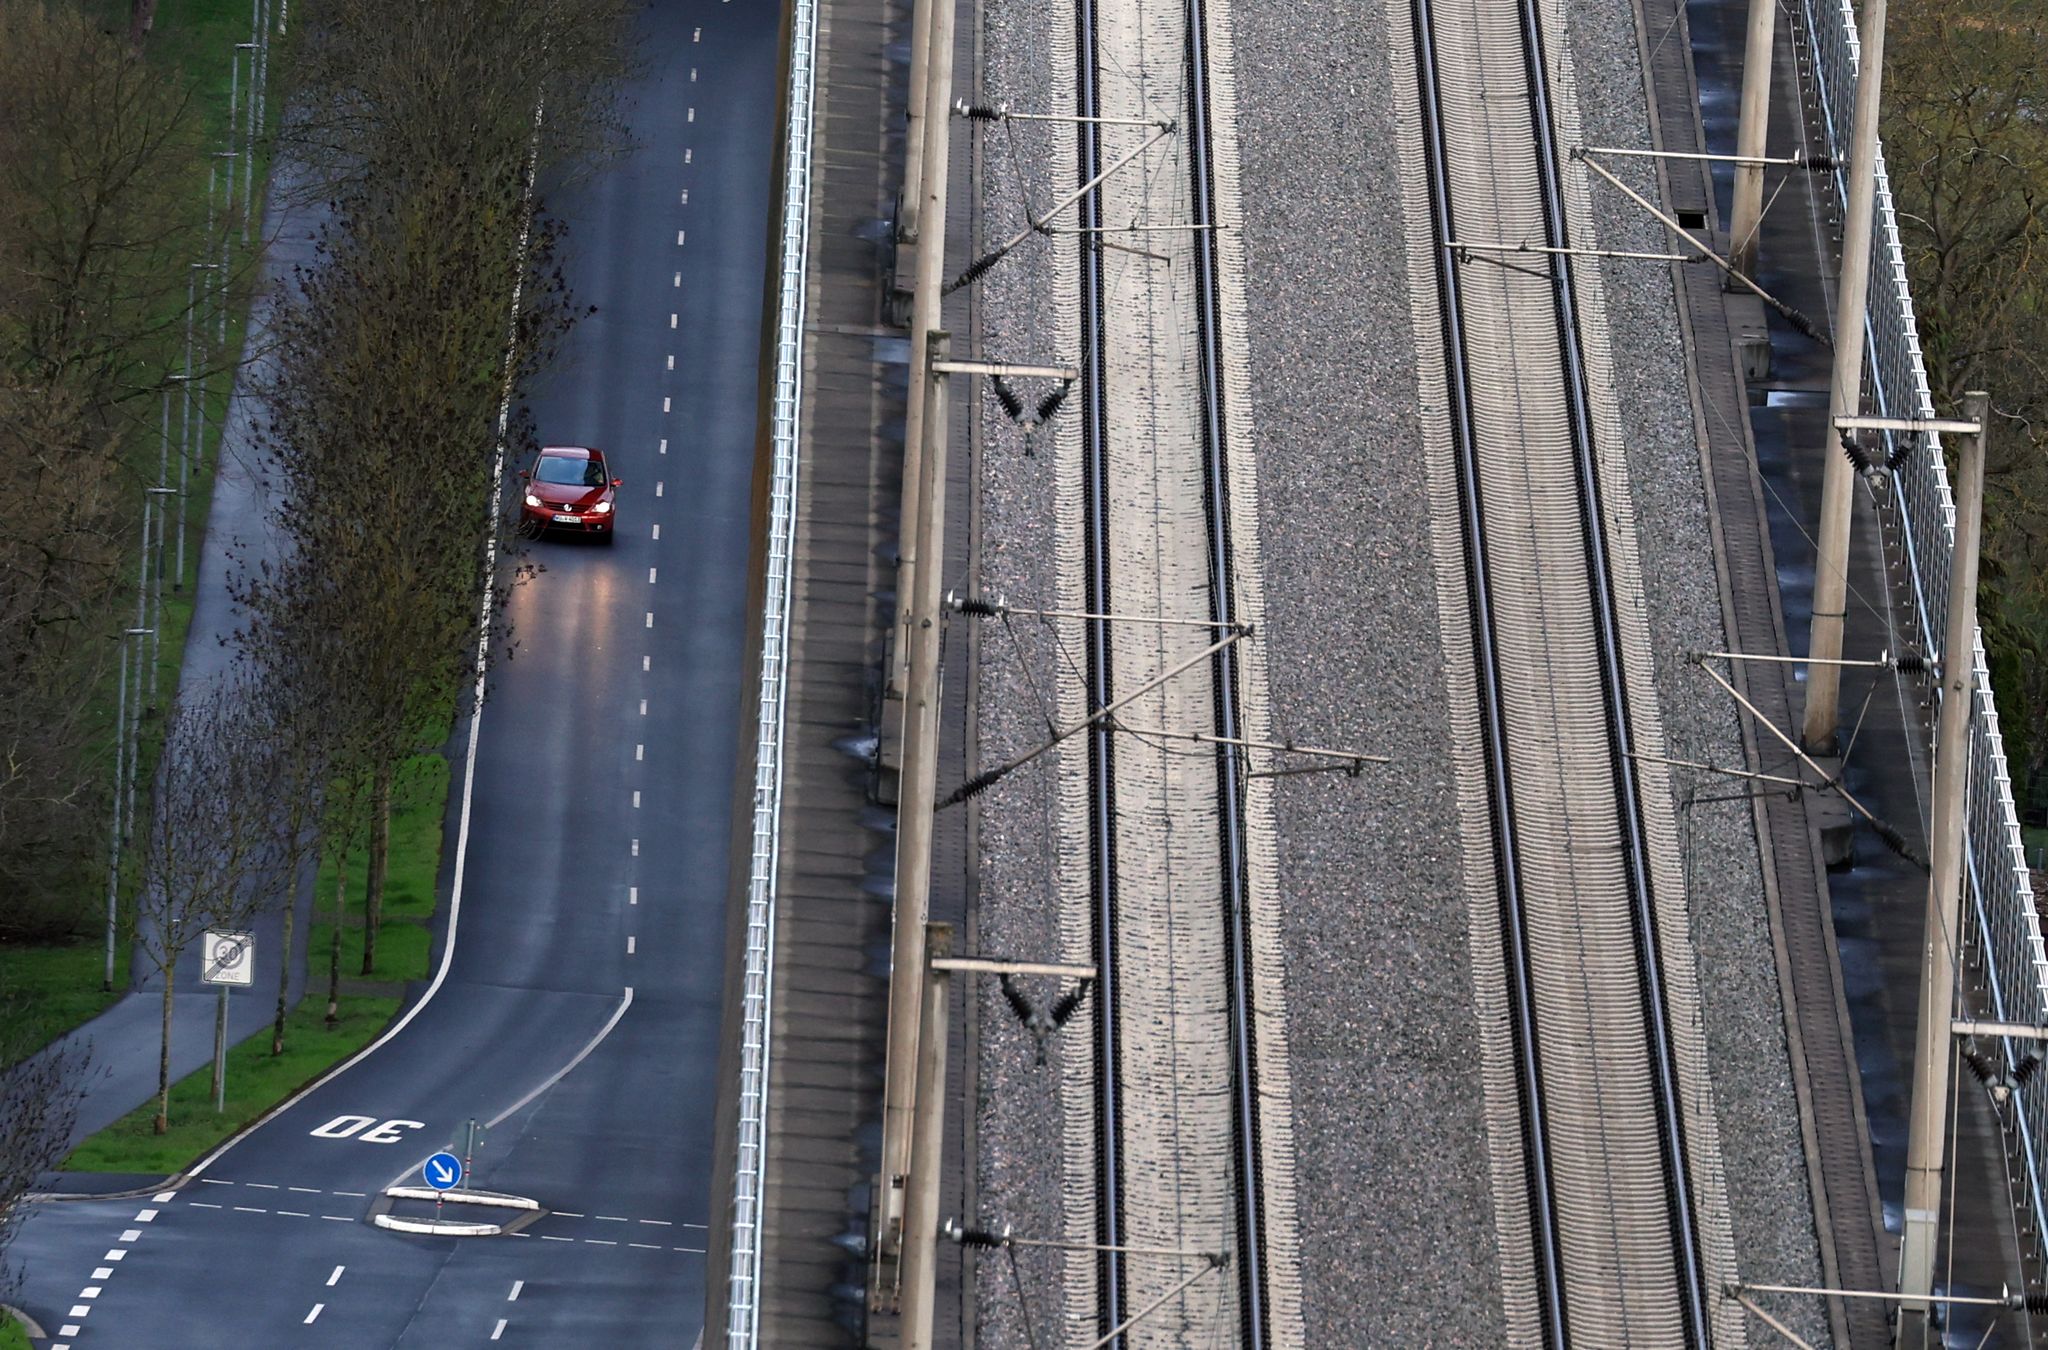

{"left": 200, "top": 930, "right": 254, "bottom": 1112}
{"left": 424, "top": 1149, "right": 464, "bottom": 1227}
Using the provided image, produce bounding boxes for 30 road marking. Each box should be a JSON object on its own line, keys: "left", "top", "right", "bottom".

{"left": 304, "top": 1304, "right": 324, "bottom": 1325}
{"left": 327, "top": 1266, "right": 345, "bottom": 1287}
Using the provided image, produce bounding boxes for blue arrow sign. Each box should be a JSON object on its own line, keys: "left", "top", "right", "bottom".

{"left": 423, "top": 1152, "right": 463, "bottom": 1192}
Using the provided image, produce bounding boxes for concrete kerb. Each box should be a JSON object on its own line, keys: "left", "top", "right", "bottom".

{"left": 2, "top": 1304, "right": 45, "bottom": 1340}
{"left": 367, "top": 1184, "right": 547, "bottom": 1239}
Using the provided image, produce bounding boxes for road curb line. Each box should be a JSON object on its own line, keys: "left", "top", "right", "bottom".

{"left": 383, "top": 1186, "right": 539, "bottom": 1210}
{"left": 372, "top": 1214, "right": 503, "bottom": 1238}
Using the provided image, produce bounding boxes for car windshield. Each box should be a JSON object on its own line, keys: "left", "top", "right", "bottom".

{"left": 535, "top": 455, "right": 606, "bottom": 487}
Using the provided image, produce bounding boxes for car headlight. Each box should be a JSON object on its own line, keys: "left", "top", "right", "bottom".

{"left": 592, "top": 500, "right": 612, "bottom": 514}
{"left": 524, "top": 493, "right": 541, "bottom": 508}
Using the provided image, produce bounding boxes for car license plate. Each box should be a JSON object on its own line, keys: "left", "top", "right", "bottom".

{"left": 552, "top": 512, "right": 578, "bottom": 523}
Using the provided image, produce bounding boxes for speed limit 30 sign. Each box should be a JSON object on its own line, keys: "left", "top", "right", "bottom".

{"left": 201, "top": 930, "right": 255, "bottom": 986}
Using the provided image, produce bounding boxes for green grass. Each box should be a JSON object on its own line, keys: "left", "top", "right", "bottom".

{"left": 0, "top": 1313, "right": 27, "bottom": 1350}
{"left": 0, "top": 942, "right": 121, "bottom": 1059}
{"left": 62, "top": 996, "right": 400, "bottom": 1176}
{"left": 307, "top": 919, "right": 434, "bottom": 985}
{"left": 313, "top": 757, "right": 451, "bottom": 924}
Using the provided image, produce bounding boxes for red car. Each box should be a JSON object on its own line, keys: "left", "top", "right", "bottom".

{"left": 520, "top": 446, "right": 620, "bottom": 541}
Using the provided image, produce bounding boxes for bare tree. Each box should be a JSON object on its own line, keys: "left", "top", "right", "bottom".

{"left": 0, "top": 982, "right": 86, "bottom": 1305}
{"left": 133, "top": 677, "right": 287, "bottom": 1133}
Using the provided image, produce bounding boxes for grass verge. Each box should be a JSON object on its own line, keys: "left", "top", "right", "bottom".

{"left": 62, "top": 996, "right": 400, "bottom": 1176}
{"left": 307, "top": 920, "right": 434, "bottom": 986}
{"left": 0, "top": 1314, "right": 28, "bottom": 1350}
{"left": 313, "top": 756, "right": 451, "bottom": 925}
{"left": 0, "top": 943, "right": 120, "bottom": 1056}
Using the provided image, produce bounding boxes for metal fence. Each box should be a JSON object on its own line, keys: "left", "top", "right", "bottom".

{"left": 722, "top": 0, "right": 822, "bottom": 1342}
{"left": 1795, "top": 0, "right": 2048, "bottom": 1278}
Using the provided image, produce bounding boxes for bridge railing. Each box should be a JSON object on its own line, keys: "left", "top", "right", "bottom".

{"left": 723, "top": 0, "right": 823, "bottom": 1342}
{"left": 1795, "top": 0, "right": 2048, "bottom": 1278}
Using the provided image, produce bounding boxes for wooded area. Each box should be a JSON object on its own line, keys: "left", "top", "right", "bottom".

{"left": 1885, "top": 0, "right": 2048, "bottom": 811}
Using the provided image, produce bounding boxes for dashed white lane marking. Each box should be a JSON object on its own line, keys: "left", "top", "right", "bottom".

{"left": 336, "top": 1190, "right": 368, "bottom": 1198}
{"left": 658, "top": 438, "right": 668, "bottom": 455}
{"left": 627, "top": 936, "right": 636, "bottom": 955}
{"left": 201, "top": 1178, "right": 231, "bottom": 1186}
{"left": 676, "top": 229, "right": 685, "bottom": 246}
{"left": 596, "top": 1215, "right": 629, "bottom": 1222}
{"left": 134, "top": 1209, "right": 157, "bottom": 1222}
{"left": 233, "top": 1206, "right": 266, "bottom": 1214}
{"left": 541, "top": 1235, "right": 573, "bottom": 1243}
{"left": 509, "top": 1280, "right": 524, "bottom": 1302}
{"left": 685, "top": 148, "right": 692, "bottom": 163}
{"left": 648, "top": 567, "right": 657, "bottom": 585}
{"left": 92, "top": 1268, "right": 112, "bottom": 1280}
{"left": 662, "top": 396, "right": 671, "bottom": 413}
{"left": 652, "top": 523, "right": 661, "bottom": 540}
{"left": 632, "top": 791, "right": 642, "bottom": 809}
{"left": 656, "top": 481, "right": 664, "bottom": 497}
{"left": 670, "top": 313, "right": 678, "bottom": 328}
{"left": 290, "top": 1186, "right": 322, "bottom": 1194}
{"left": 304, "top": 1304, "right": 324, "bottom": 1325}
{"left": 103, "top": 1250, "right": 126, "bottom": 1262}
{"left": 119, "top": 1229, "right": 141, "bottom": 1242}
{"left": 587, "top": 1239, "right": 618, "bottom": 1247}
{"left": 327, "top": 1265, "right": 345, "bottom": 1287}
{"left": 666, "top": 354, "right": 674, "bottom": 370}
{"left": 153, "top": 1191, "right": 176, "bottom": 1203}
{"left": 642, "top": 655, "right": 651, "bottom": 672}
{"left": 636, "top": 744, "right": 645, "bottom": 761}
{"left": 681, "top": 188, "right": 690, "bottom": 204}
{"left": 694, "top": 25, "right": 701, "bottom": 39}
{"left": 639, "top": 698, "right": 648, "bottom": 715}
{"left": 673, "top": 271, "right": 681, "bottom": 286}
{"left": 280, "top": 1210, "right": 311, "bottom": 1218}
{"left": 59, "top": 1326, "right": 80, "bottom": 1339}
{"left": 630, "top": 1242, "right": 661, "bottom": 1250}
{"left": 493, "top": 1320, "right": 508, "bottom": 1341}
{"left": 81, "top": 1287, "right": 101, "bottom": 1299}
{"left": 321, "top": 1215, "right": 352, "bottom": 1223}
{"left": 688, "top": 107, "right": 696, "bottom": 122}
{"left": 629, "top": 886, "right": 639, "bottom": 906}
{"left": 645, "top": 611, "right": 654, "bottom": 628}
{"left": 191, "top": 1202, "right": 222, "bottom": 1209}
{"left": 246, "top": 1182, "right": 278, "bottom": 1190}
{"left": 691, "top": 67, "right": 698, "bottom": 81}
{"left": 69, "top": 1306, "right": 89, "bottom": 1318}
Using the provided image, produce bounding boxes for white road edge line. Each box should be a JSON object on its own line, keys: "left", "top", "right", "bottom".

{"left": 481, "top": 987, "right": 636, "bottom": 1133}
{"left": 183, "top": 101, "right": 550, "bottom": 1183}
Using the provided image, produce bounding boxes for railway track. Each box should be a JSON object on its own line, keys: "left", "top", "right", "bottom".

{"left": 1406, "top": 0, "right": 1717, "bottom": 1340}
{"left": 1073, "top": 0, "right": 1273, "bottom": 1342}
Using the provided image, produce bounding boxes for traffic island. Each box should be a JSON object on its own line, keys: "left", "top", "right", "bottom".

{"left": 369, "top": 1183, "right": 544, "bottom": 1238}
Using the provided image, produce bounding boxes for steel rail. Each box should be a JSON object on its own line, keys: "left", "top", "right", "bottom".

{"left": 1516, "top": 0, "right": 1711, "bottom": 1332}
{"left": 1414, "top": 0, "right": 1712, "bottom": 1337}
{"left": 1074, "top": 0, "right": 1126, "bottom": 1336}
{"left": 1407, "top": 0, "right": 1569, "bottom": 1333}
{"left": 1178, "top": 0, "right": 1270, "bottom": 1341}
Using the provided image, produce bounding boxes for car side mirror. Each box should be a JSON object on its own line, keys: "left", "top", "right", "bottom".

{"left": 612, "top": 477, "right": 623, "bottom": 487}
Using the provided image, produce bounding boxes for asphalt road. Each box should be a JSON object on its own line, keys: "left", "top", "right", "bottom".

{"left": 8, "top": 2, "right": 778, "bottom": 1343}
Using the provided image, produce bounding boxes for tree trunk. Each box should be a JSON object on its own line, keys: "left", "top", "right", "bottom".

{"left": 127, "top": 0, "right": 159, "bottom": 58}
{"left": 155, "top": 963, "right": 175, "bottom": 1134}
{"left": 327, "top": 853, "right": 346, "bottom": 1029}
{"left": 273, "top": 897, "right": 293, "bottom": 1056}
{"left": 362, "top": 759, "right": 393, "bottom": 977}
